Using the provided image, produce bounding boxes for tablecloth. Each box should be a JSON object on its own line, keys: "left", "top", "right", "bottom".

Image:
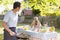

{"left": 16, "top": 28, "right": 58, "bottom": 40}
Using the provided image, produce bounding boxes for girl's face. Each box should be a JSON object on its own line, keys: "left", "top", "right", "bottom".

{"left": 34, "top": 17, "right": 38, "bottom": 25}
{"left": 34, "top": 17, "right": 38, "bottom": 21}
{"left": 35, "top": 20, "right": 37, "bottom": 25}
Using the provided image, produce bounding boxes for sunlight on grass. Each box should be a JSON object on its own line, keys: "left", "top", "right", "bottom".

{"left": 0, "top": 28, "right": 4, "bottom": 34}
{"left": 0, "top": 34, "right": 3, "bottom": 40}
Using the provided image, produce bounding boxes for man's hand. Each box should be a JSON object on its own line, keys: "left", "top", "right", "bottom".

{"left": 2, "top": 21, "right": 16, "bottom": 36}
{"left": 9, "top": 31, "right": 16, "bottom": 36}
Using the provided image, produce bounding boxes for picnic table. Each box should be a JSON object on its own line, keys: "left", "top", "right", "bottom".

{"left": 16, "top": 28, "right": 58, "bottom": 40}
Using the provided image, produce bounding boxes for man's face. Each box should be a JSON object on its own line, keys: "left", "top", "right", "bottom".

{"left": 16, "top": 7, "right": 20, "bottom": 12}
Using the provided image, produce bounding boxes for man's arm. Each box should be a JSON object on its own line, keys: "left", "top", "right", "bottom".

{"left": 2, "top": 21, "right": 15, "bottom": 36}
{"left": 2, "top": 21, "right": 12, "bottom": 33}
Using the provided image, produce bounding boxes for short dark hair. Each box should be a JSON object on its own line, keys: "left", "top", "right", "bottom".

{"left": 13, "top": 1, "right": 21, "bottom": 9}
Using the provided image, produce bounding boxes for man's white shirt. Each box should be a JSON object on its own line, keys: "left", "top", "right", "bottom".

{"left": 3, "top": 10, "right": 18, "bottom": 27}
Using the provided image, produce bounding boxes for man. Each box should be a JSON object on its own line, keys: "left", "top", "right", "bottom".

{"left": 2, "top": 1, "right": 21, "bottom": 40}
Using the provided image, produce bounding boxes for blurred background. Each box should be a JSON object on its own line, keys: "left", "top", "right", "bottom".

{"left": 0, "top": 0, "right": 60, "bottom": 40}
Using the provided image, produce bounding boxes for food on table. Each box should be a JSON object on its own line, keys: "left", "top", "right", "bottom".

{"left": 23, "top": 27, "right": 29, "bottom": 30}
{"left": 49, "top": 26, "right": 55, "bottom": 32}
{"left": 42, "top": 30, "right": 47, "bottom": 32}
{"left": 39, "top": 29, "right": 47, "bottom": 32}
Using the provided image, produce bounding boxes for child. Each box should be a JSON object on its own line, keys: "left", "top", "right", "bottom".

{"left": 31, "top": 16, "right": 42, "bottom": 32}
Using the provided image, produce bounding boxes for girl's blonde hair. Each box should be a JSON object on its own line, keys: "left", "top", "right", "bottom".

{"left": 31, "top": 16, "right": 41, "bottom": 27}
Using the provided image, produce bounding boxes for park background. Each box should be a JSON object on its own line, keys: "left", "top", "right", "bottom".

{"left": 0, "top": 0, "right": 60, "bottom": 40}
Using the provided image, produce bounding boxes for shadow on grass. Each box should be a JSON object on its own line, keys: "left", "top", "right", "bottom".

{"left": 56, "top": 28, "right": 60, "bottom": 33}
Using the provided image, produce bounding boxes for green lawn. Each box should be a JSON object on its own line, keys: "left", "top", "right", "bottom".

{"left": 55, "top": 28, "right": 60, "bottom": 33}
{"left": 0, "top": 20, "right": 3, "bottom": 28}
{"left": 0, "top": 34, "right": 3, "bottom": 40}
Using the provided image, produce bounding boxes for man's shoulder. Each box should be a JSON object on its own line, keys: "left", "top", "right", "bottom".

{"left": 7, "top": 10, "right": 12, "bottom": 14}
{"left": 6, "top": 10, "right": 12, "bottom": 15}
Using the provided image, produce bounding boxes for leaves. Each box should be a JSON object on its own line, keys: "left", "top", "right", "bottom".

{"left": 0, "top": 0, "right": 60, "bottom": 16}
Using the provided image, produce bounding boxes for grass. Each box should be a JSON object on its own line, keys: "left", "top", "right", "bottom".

{"left": 0, "top": 34, "right": 3, "bottom": 40}
{"left": 55, "top": 28, "right": 60, "bottom": 33}
{"left": 0, "top": 20, "right": 3, "bottom": 28}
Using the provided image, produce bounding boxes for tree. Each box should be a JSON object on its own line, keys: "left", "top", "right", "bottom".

{"left": 22, "top": 0, "right": 60, "bottom": 16}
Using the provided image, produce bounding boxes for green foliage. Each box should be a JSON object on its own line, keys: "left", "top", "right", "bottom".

{"left": 0, "top": 0, "right": 60, "bottom": 16}
{"left": 32, "top": 9, "right": 41, "bottom": 16}
{"left": 0, "top": 0, "right": 14, "bottom": 12}
{"left": 22, "top": 0, "right": 60, "bottom": 16}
